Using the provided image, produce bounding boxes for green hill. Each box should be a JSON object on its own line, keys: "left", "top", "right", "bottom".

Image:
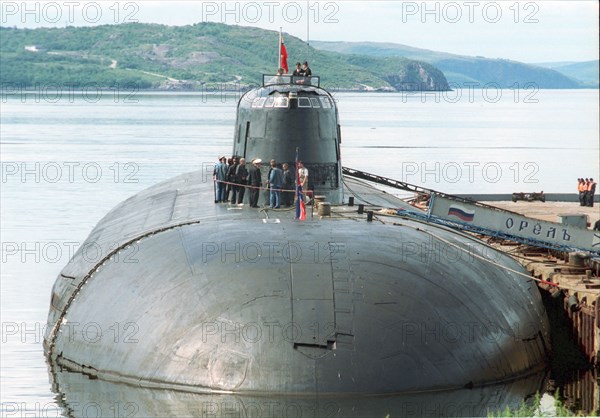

{"left": 312, "top": 41, "right": 588, "bottom": 89}
{"left": 534, "top": 60, "right": 599, "bottom": 88}
{"left": 0, "top": 23, "right": 449, "bottom": 91}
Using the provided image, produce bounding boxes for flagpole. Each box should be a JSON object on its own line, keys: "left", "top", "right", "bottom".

{"left": 278, "top": 27, "right": 282, "bottom": 70}
{"left": 295, "top": 147, "right": 300, "bottom": 220}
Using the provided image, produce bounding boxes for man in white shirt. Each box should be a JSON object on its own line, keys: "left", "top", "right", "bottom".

{"left": 297, "top": 161, "right": 308, "bottom": 189}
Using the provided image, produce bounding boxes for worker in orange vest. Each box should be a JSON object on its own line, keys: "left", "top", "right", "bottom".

{"left": 583, "top": 178, "right": 590, "bottom": 206}
{"left": 585, "top": 178, "right": 596, "bottom": 207}
{"left": 578, "top": 178, "right": 586, "bottom": 206}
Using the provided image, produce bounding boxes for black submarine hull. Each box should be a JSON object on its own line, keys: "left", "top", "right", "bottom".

{"left": 44, "top": 169, "right": 550, "bottom": 395}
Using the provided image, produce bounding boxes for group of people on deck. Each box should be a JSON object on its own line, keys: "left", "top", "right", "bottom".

{"left": 213, "top": 156, "right": 308, "bottom": 209}
{"left": 292, "top": 61, "right": 312, "bottom": 77}
{"left": 577, "top": 178, "right": 597, "bottom": 207}
{"left": 213, "top": 156, "right": 247, "bottom": 204}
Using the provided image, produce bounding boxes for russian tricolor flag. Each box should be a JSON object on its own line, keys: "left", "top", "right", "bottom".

{"left": 447, "top": 205, "right": 475, "bottom": 222}
{"left": 295, "top": 149, "right": 306, "bottom": 221}
{"left": 296, "top": 185, "right": 306, "bottom": 221}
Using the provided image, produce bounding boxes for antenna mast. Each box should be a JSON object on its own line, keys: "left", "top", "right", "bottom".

{"left": 306, "top": 0, "right": 310, "bottom": 62}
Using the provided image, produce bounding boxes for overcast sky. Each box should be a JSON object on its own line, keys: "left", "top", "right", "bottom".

{"left": 2, "top": 1, "right": 598, "bottom": 63}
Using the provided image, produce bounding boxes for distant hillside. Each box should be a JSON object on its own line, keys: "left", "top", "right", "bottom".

{"left": 0, "top": 23, "right": 449, "bottom": 91}
{"left": 313, "top": 41, "right": 457, "bottom": 62}
{"left": 535, "top": 60, "right": 599, "bottom": 87}
{"left": 313, "top": 41, "right": 590, "bottom": 89}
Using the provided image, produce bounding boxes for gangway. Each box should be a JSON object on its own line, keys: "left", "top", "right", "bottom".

{"left": 342, "top": 167, "right": 600, "bottom": 255}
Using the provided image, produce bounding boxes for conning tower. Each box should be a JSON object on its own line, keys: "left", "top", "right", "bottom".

{"left": 233, "top": 75, "right": 343, "bottom": 203}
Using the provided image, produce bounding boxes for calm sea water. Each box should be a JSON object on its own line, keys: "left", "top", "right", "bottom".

{"left": 1, "top": 89, "right": 599, "bottom": 415}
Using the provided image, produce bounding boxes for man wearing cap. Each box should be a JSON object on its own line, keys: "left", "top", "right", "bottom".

{"left": 213, "top": 156, "right": 228, "bottom": 203}
{"left": 301, "top": 61, "right": 312, "bottom": 77}
{"left": 248, "top": 159, "right": 263, "bottom": 208}
{"left": 292, "top": 62, "right": 302, "bottom": 76}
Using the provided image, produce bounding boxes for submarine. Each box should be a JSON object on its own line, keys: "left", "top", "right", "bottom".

{"left": 44, "top": 74, "right": 550, "bottom": 397}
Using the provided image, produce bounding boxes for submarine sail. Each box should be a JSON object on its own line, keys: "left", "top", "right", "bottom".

{"left": 233, "top": 75, "right": 343, "bottom": 203}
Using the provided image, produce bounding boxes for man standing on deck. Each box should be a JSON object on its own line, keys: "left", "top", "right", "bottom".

{"left": 227, "top": 157, "right": 239, "bottom": 203}
{"left": 586, "top": 178, "right": 596, "bottom": 207}
{"left": 578, "top": 178, "right": 586, "bottom": 206}
{"left": 213, "top": 156, "right": 228, "bottom": 203}
{"left": 269, "top": 160, "right": 284, "bottom": 209}
{"left": 248, "top": 159, "right": 262, "bottom": 208}
{"left": 282, "top": 163, "right": 295, "bottom": 206}
{"left": 297, "top": 161, "right": 310, "bottom": 203}
{"left": 583, "top": 178, "right": 590, "bottom": 204}
{"left": 235, "top": 158, "right": 248, "bottom": 204}
{"left": 266, "top": 159, "right": 275, "bottom": 204}
{"left": 298, "top": 161, "right": 308, "bottom": 189}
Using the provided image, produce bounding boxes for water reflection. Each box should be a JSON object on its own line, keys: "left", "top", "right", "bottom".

{"left": 556, "top": 368, "right": 598, "bottom": 415}
{"left": 49, "top": 366, "right": 547, "bottom": 418}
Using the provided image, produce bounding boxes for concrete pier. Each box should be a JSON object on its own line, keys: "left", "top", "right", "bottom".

{"left": 481, "top": 201, "right": 599, "bottom": 226}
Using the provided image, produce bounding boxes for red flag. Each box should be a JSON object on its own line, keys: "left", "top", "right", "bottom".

{"left": 298, "top": 195, "right": 306, "bottom": 220}
{"left": 280, "top": 39, "right": 288, "bottom": 73}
